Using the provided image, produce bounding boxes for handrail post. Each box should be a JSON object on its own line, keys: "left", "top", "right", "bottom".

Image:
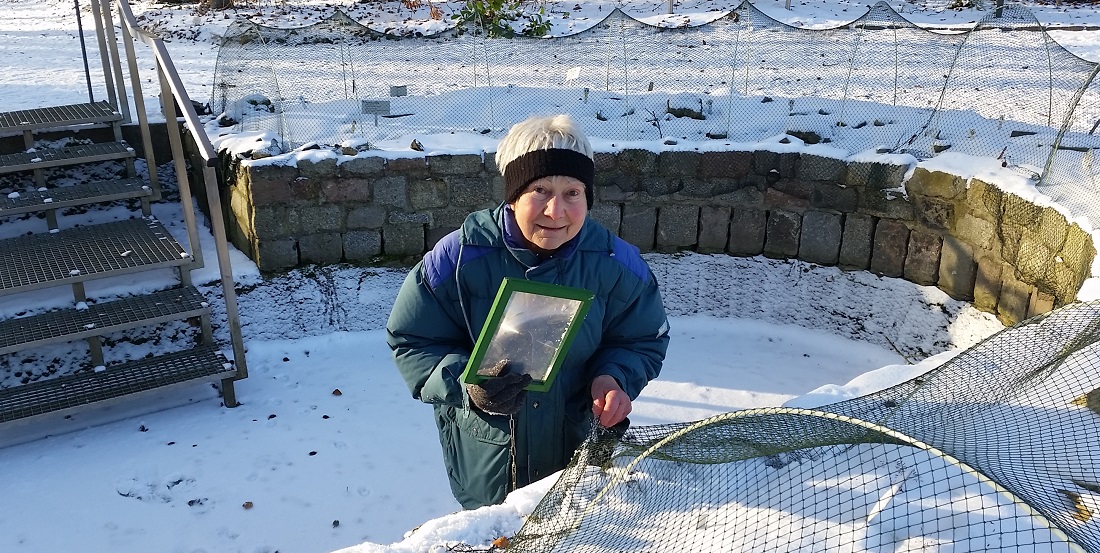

{"left": 117, "top": 5, "right": 161, "bottom": 199}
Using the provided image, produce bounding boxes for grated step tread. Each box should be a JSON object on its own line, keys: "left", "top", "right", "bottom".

{"left": 0, "top": 286, "right": 209, "bottom": 355}
{"left": 0, "top": 178, "right": 150, "bottom": 217}
{"left": 0, "top": 345, "right": 235, "bottom": 423}
{"left": 0, "top": 141, "right": 135, "bottom": 175}
{"left": 0, "top": 101, "right": 121, "bottom": 134}
{"left": 0, "top": 218, "right": 192, "bottom": 295}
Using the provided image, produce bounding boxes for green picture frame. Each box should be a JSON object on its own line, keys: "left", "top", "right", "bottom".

{"left": 461, "top": 278, "right": 594, "bottom": 393}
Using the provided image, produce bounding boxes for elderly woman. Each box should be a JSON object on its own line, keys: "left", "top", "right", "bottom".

{"left": 386, "top": 114, "right": 670, "bottom": 509}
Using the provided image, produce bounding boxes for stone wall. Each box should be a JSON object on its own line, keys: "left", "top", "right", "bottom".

{"left": 221, "top": 149, "right": 1095, "bottom": 326}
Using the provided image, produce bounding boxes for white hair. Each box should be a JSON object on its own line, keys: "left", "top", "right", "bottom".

{"left": 495, "top": 114, "right": 594, "bottom": 173}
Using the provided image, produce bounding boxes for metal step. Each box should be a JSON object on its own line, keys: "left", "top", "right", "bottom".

{"left": 0, "top": 177, "right": 150, "bottom": 218}
{"left": 0, "top": 286, "right": 209, "bottom": 355}
{"left": 0, "top": 141, "right": 135, "bottom": 175}
{"left": 0, "top": 345, "right": 235, "bottom": 423}
{"left": 0, "top": 217, "right": 193, "bottom": 296}
{"left": 0, "top": 101, "right": 121, "bottom": 134}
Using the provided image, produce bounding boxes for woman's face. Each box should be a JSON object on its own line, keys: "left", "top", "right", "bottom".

{"left": 510, "top": 175, "right": 588, "bottom": 255}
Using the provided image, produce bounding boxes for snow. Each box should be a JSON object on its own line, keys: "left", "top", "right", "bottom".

{"left": 0, "top": 1, "right": 1097, "bottom": 552}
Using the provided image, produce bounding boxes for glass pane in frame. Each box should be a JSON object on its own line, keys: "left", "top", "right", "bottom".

{"left": 462, "top": 278, "right": 593, "bottom": 393}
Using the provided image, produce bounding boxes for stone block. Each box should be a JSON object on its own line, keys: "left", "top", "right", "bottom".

{"left": 870, "top": 219, "right": 909, "bottom": 277}
{"left": 346, "top": 205, "right": 386, "bottom": 229}
{"left": 298, "top": 204, "right": 344, "bottom": 233}
{"left": 912, "top": 195, "right": 954, "bottom": 231}
{"left": 248, "top": 164, "right": 299, "bottom": 205}
{"left": 966, "top": 178, "right": 1002, "bottom": 221}
{"left": 593, "top": 152, "right": 617, "bottom": 173}
{"left": 451, "top": 176, "right": 493, "bottom": 207}
{"left": 699, "top": 151, "right": 751, "bottom": 180}
{"left": 777, "top": 152, "right": 799, "bottom": 179}
{"left": 728, "top": 208, "right": 766, "bottom": 256}
{"left": 1015, "top": 233, "right": 1054, "bottom": 284}
{"left": 339, "top": 155, "right": 385, "bottom": 176}
{"left": 483, "top": 155, "right": 500, "bottom": 177}
{"left": 771, "top": 179, "right": 813, "bottom": 202}
{"left": 590, "top": 204, "right": 622, "bottom": 236}
{"left": 387, "top": 157, "right": 429, "bottom": 176}
{"left": 320, "top": 178, "right": 372, "bottom": 204}
{"left": 764, "top": 210, "right": 801, "bottom": 258}
{"left": 764, "top": 187, "right": 810, "bottom": 210}
{"left": 254, "top": 205, "right": 300, "bottom": 238}
{"left": 255, "top": 238, "right": 298, "bottom": 272}
{"left": 752, "top": 150, "right": 780, "bottom": 175}
{"left": 389, "top": 211, "right": 432, "bottom": 225}
{"left": 798, "top": 210, "right": 842, "bottom": 265}
{"left": 1039, "top": 259, "right": 1087, "bottom": 305}
{"left": 658, "top": 151, "right": 701, "bottom": 177}
{"left": 904, "top": 230, "right": 942, "bottom": 286}
{"left": 642, "top": 175, "right": 683, "bottom": 197}
{"left": 621, "top": 205, "right": 656, "bottom": 252}
{"left": 906, "top": 167, "right": 966, "bottom": 199}
{"left": 997, "top": 276, "right": 1031, "bottom": 327}
{"left": 973, "top": 256, "right": 1003, "bottom": 313}
{"left": 344, "top": 230, "right": 382, "bottom": 261}
{"left": 999, "top": 224, "right": 1023, "bottom": 265}
{"left": 678, "top": 177, "right": 712, "bottom": 198}
{"left": 698, "top": 206, "right": 731, "bottom": 253}
{"left": 938, "top": 236, "right": 977, "bottom": 301}
{"left": 299, "top": 232, "right": 343, "bottom": 265}
{"left": 811, "top": 183, "right": 858, "bottom": 212}
{"left": 1027, "top": 290, "right": 1055, "bottom": 319}
{"left": 715, "top": 184, "right": 765, "bottom": 207}
{"left": 956, "top": 213, "right": 999, "bottom": 253}
{"left": 428, "top": 153, "right": 483, "bottom": 175}
{"left": 1036, "top": 207, "right": 1068, "bottom": 252}
{"left": 409, "top": 178, "right": 449, "bottom": 210}
{"left": 799, "top": 153, "right": 846, "bottom": 182}
{"left": 433, "top": 208, "right": 472, "bottom": 230}
{"left": 297, "top": 157, "right": 338, "bottom": 179}
{"left": 598, "top": 171, "right": 640, "bottom": 198}
{"left": 288, "top": 177, "right": 322, "bottom": 203}
{"left": 846, "top": 160, "right": 909, "bottom": 190}
{"left": 373, "top": 176, "right": 409, "bottom": 209}
{"left": 617, "top": 149, "right": 658, "bottom": 174}
{"left": 656, "top": 205, "right": 699, "bottom": 252}
{"left": 1002, "top": 194, "right": 1043, "bottom": 230}
{"left": 860, "top": 187, "right": 914, "bottom": 220}
{"left": 384, "top": 223, "right": 426, "bottom": 256}
{"left": 838, "top": 213, "right": 874, "bottom": 270}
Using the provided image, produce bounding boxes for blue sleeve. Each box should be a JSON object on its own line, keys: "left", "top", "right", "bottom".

{"left": 589, "top": 246, "right": 670, "bottom": 399}
{"left": 386, "top": 260, "right": 471, "bottom": 407}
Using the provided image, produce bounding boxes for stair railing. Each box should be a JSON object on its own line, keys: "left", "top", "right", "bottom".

{"left": 109, "top": 0, "right": 250, "bottom": 401}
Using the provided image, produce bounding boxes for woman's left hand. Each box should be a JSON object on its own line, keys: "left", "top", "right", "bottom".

{"left": 591, "top": 375, "right": 631, "bottom": 427}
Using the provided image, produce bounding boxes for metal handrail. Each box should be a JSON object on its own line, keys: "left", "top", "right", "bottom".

{"left": 111, "top": 0, "right": 249, "bottom": 392}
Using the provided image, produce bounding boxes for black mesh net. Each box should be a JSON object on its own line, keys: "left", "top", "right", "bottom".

{"left": 498, "top": 300, "right": 1100, "bottom": 552}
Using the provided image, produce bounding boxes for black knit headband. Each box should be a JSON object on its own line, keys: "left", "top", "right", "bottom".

{"left": 503, "top": 148, "right": 595, "bottom": 208}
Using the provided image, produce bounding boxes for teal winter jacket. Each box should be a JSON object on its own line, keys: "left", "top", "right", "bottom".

{"left": 386, "top": 203, "right": 670, "bottom": 509}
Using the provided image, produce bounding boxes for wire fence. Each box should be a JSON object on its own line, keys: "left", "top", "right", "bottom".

{"left": 213, "top": 1, "right": 1100, "bottom": 227}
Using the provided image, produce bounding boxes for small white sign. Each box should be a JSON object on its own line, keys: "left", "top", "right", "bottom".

{"left": 565, "top": 66, "right": 582, "bottom": 82}
{"left": 361, "top": 100, "right": 391, "bottom": 115}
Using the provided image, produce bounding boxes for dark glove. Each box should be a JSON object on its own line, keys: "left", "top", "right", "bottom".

{"left": 466, "top": 359, "right": 532, "bottom": 416}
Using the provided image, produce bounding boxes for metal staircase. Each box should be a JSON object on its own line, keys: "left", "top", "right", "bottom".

{"left": 0, "top": 0, "right": 247, "bottom": 425}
